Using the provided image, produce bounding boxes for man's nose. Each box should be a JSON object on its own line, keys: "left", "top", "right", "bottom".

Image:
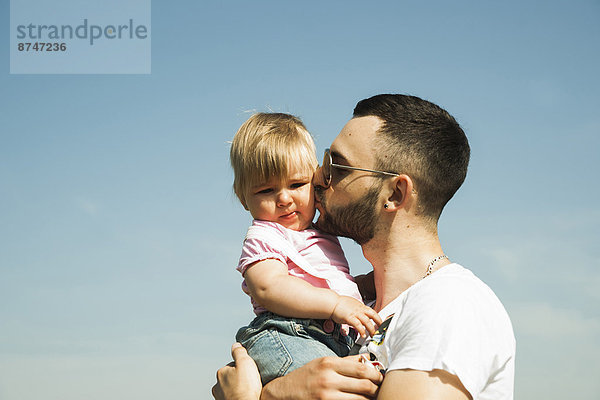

{"left": 313, "top": 166, "right": 326, "bottom": 189}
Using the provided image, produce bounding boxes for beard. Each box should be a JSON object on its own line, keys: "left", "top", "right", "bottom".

{"left": 315, "top": 183, "right": 381, "bottom": 245}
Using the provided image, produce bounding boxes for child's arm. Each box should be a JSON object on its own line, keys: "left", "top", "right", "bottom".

{"left": 244, "top": 259, "right": 382, "bottom": 337}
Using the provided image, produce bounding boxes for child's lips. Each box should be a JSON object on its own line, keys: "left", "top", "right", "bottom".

{"left": 280, "top": 211, "right": 297, "bottom": 219}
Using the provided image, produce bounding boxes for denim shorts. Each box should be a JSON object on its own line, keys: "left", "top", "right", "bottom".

{"left": 236, "top": 312, "right": 356, "bottom": 384}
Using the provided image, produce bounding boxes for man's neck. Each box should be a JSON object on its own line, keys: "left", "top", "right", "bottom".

{"left": 362, "top": 223, "right": 447, "bottom": 312}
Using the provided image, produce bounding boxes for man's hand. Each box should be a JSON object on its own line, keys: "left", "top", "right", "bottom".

{"left": 331, "top": 296, "right": 383, "bottom": 338}
{"left": 262, "top": 355, "right": 383, "bottom": 400}
{"left": 212, "top": 343, "right": 261, "bottom": 400}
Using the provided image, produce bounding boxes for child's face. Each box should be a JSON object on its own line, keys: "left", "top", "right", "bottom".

{"left": 244, "top": 165, "right": 316, "bottom": 231}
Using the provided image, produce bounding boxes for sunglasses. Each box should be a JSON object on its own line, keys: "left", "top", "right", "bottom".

{"left": 321, "top": 148, "right": 399, "bottom": 188}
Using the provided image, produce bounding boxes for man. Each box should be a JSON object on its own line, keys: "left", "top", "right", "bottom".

{"left": 213, "top": 94, "right": 515, "bottom": 399}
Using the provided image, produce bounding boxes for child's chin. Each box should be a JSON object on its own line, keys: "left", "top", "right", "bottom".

{"left": 286, "top": 221, "right": 310, "bottom": 231}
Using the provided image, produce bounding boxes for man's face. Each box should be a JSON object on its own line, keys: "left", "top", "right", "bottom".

{"left": 314, "top": 116, "right": 384, "bottom": 245}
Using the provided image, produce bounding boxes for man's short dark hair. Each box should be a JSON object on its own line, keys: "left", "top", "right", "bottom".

{"left": 353, "top": 94, "right": 470, "bottom": 222}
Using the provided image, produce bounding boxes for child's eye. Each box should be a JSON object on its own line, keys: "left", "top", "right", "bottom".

{"left": 256, "top": 188, "right": 273, "bottom": 194}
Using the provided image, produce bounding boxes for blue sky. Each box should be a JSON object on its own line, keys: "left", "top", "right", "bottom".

{"left": 1, "top": 0, "right": 599, "bottom": 399}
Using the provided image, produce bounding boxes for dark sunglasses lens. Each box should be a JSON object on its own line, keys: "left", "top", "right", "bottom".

{"left": 323, "top": 150, "right": 331, "bottom": 186}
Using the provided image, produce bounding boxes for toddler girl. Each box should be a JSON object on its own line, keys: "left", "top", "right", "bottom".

{"left": 230, "top": 112, "right": 381, "bottom": 384}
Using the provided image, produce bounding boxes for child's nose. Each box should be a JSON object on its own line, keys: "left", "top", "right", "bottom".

{"left": 277, "top": 190, "right": 292, "bottom": 206}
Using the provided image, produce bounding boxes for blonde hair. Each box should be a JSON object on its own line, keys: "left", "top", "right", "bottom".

{"left": 230, "top": 113, "right": 318, "bottom": 207}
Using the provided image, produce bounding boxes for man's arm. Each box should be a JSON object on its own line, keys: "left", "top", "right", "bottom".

{"left": 376, "top": 369, "right": 472, "bottom": 400}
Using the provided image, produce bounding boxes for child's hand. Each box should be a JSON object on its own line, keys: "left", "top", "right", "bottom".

{"left": 330, "top": 296, "right": 383, "bottom": 338}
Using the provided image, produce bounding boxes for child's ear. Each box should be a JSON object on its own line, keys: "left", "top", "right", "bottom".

{"left": 240, "top": 197, "right": 249, "bottom": 211}
{"left": 235, "top": 191, "right": 249, "bottom": 210}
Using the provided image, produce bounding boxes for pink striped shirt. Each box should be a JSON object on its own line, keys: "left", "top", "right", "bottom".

{"left": 237, "top": 220, "right": 363, "bottom": 315}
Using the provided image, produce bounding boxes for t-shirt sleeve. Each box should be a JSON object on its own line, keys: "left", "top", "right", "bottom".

{"left": 237, "top": 236, "right": 287, "bottom": 276}
{"left": 385, "top": 278, "right": 507, "bottom": 398}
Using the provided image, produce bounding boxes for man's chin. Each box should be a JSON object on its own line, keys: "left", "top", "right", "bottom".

{"left": 313, "top": 191, "right": 379, "bottom": 245}
{"left": 313, "top": 212, "right": 338, "bottom": 237}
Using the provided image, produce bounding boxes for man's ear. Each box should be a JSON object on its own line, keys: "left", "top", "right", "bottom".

{"left": 385, "top": 174, "right": 415, "bottom": 211}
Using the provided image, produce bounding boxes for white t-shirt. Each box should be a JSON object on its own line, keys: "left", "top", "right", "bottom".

{"left": 360, "top": 264, "right": 515, "bottom": 400}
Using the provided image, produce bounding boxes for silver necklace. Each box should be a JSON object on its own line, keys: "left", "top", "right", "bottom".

{"left": 423, "top": 255, "right": 448, "bottom": 278}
